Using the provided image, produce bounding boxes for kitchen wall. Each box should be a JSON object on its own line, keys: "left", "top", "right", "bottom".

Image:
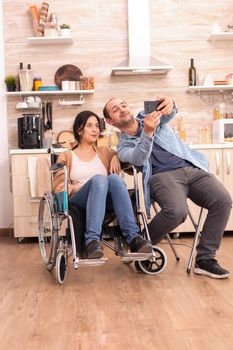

{"left": 0, "top": 2, "right": 12, "bottom": 230}
{"left": 4, "top": 0, "right": 233, "bottom": 145}
{"left": 2, "top": 0, "right": 233, "bottom": 227}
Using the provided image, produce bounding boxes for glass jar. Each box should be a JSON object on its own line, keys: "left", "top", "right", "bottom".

{"left": 33, "top": 77, "right": 42, "bottom": 91}
{"left": 79, "top": 76, "right": 89, "bottom": 90}
{"left": 88, "top": 76, "right": 95, "bottom": 90}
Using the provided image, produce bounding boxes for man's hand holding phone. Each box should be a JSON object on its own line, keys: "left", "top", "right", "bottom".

{"left": 143, "top": 96, "right": 174, "bottom": 137}
{"left": 144, "top": 100, "right": 162, "bottom": 114}
{"left": 144, "top": 96, "right": 174, "bottom": 116}
{"left": 143, "top": 100, "right": 162, "bottom": 137}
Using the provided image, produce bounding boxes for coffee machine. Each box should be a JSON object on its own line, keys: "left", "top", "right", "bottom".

{"left": 18, "top": 114, "right": 43, "bottom": 149}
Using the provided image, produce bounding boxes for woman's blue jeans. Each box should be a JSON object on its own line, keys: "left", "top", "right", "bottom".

{"left": 69, "top": 174, "right": 140, "bottom": 245}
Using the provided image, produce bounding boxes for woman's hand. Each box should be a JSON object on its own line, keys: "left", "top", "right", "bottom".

{"left": 70, "top": 182, "right": 81, "bottom": 194}
{"left": 109, "top": 154, "right": 121, "bottom": 174}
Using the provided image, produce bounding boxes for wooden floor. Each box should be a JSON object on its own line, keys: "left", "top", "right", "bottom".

{"left": 0, "top": 235, "right": 233, "bottom": 350}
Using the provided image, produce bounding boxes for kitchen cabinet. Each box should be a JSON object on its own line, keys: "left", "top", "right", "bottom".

{"left": 11, "top": 150, "right": 53, "bottom": 239}
{"left": 173, "top": 145, "right": 233, "bottom": 233}
{"left": 10, "top": 149, "right": 68, "bottom": 240}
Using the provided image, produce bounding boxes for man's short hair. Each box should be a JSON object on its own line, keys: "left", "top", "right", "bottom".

{"left": 103, "top": 98, "right": 115, "bottom": 119}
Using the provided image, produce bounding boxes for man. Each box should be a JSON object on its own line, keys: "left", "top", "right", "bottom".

{"left": 103, "top": 96, "right": 232, "bottom": 279}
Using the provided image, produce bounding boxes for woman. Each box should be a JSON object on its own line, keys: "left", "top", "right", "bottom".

{"left": 53, "top": 110, "right": 152, "bottom": 259}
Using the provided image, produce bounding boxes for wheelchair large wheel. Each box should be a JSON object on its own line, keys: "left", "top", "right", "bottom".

{"left": 55, "top": 251, "right": 67, "bottom": 284}
{"left": 135, "top": 246, "right": 167, "bottom": 275}
{"left": 38, "top": 192, "right": 58, "bottom": 271}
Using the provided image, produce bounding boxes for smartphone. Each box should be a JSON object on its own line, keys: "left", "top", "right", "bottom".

{"left": 144, "top": 100, "right": 161, "bottom": 114}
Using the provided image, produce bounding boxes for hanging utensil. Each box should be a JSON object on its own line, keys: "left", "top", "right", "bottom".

{"left": 46, "top": 101, "right": 53, "bottom": 130}
{"left": 42, "top": 102, "right": 47, "bottom": 131}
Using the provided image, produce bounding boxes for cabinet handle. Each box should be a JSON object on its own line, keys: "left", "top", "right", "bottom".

{"left": 215, "top": 152, "right": 220, "bottom": 176}
{"left": 226, "top": 152, "right": 230, "bottom": 175}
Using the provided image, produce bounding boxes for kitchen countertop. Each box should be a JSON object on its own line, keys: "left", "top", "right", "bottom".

{"left": 189, "top": 143, "right": 233, "bottom": 149}
{"left": 9, "top": 148, "right": 66, "bottom": 155}
{"left": 9, "top": 143, "right": 233, "bottom": 155}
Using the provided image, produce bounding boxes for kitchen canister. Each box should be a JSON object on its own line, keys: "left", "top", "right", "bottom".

{"left": 62, "top": 80, "right": 69, "bottom": 91}
{"left": 33, "top": 77, "right": 42, "bottom": 91}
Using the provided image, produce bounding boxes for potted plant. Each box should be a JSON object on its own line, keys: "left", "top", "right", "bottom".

{"left": 4, "top": 75, "right": 16, "bottom": 92}
{"left": 59, "top": 24, "right": 71, "bottom": 37}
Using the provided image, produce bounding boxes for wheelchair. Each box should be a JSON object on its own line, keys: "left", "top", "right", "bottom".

{"left": 38, "top": 161, "right": 167, "bottom": 284}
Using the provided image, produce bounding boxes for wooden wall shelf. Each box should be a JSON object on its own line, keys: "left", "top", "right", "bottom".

{"left": 27, "top": 36, "right": 74, "bottom": 45}
{"left": 187, "top": 85, "right": 233, "bottom": 93}
{"left": 6, "top": 90, "right": 94, "bottom": 96}
{"left": 208, "top": 32, "right": 233, "bottom": 41}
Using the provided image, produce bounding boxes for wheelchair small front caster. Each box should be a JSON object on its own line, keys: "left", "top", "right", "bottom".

{"left": 135, "top": 246, "right": 167, "bottom": 275}
{"left": 56, "top": 251, "right": 67, "bottom": 284}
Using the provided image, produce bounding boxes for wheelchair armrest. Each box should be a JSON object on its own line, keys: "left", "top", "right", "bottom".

{"left": 49, "top": 162, "right": 65, "bottom": 173}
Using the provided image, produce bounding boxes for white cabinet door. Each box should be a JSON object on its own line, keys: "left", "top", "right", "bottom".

{"left": 12, "top": 153, "right": 51, "bottom": 238}
{"left": 203, "top": 148, "right": 223, "bottom": 182}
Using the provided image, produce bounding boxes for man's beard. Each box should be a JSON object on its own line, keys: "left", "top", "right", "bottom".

{"left": 115, "top": 114, "right": 134, "bottom": 129}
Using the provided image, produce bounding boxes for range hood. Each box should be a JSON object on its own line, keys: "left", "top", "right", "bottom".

{"left": 111, "top": 0, "right": 173, "bottom": 76}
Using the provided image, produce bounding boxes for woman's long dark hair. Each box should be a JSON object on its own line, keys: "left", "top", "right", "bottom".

{"left": 72, "top": 110, "right": 100, "bottom": 150}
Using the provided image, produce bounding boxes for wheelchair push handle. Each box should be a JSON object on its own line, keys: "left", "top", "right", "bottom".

{"left": 50, "top": 162, "right": 65, "bottom": 173}
{"left": 120, "top": 162, "right": 137, "bottom": 176}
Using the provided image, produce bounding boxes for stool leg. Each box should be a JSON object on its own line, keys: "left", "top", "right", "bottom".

{"left": 166, "top": 233, "right": 180, "bottom": 261}
{"left": 186, "top": 208, "right": 204, "bottom": 273}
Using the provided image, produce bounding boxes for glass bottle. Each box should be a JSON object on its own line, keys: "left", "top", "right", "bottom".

{"left": 198, "top": 128, "right": 204, "bottom": 144}
{"left": 189, "top": 58, "right": 197, "bottom": 86}
{"left": 204, "top": 128, "right": 211, "bottom": 144}
{"left": 19, "top": 62, "right": 28, "bottom": 91}
{"left": 178, "top": 116, "right": 186, "bottom": 141}
{"left": 219, "top": 102, "right": 226, "bottom": 119}
{"left": 214, "top": 105, "right": 220, "bottom": 120}
{"left": 15, "top": 62, "right": 23, "bottom": 91}
{"left": 26, "top": 64, "right": 33, "bottom": 91}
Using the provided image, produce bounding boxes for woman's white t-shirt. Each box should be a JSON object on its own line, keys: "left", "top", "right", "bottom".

{"left": 70, "top": 151, "right": 108, "bottom": 189}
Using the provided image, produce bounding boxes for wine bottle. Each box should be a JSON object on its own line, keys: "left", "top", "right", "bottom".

{"left": 189, "top": 58, "right": 196, "bottom": 86}
{"left": 18, "top": 62, "right": 28, "bottom": 91}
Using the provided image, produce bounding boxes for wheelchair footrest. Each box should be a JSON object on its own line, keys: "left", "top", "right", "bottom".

{"left": 122, "top": 252, "right": 153, "bottom": 262}
{"left": 78, "top": 258, "right": 108, "bottom": 267}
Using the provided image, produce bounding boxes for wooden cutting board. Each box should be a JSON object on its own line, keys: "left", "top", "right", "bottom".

{"left": 57, "top": 130, "right": 76, "bottom": 149}
{"left": 54, "top": 64, "right": 83, "bottom": 89}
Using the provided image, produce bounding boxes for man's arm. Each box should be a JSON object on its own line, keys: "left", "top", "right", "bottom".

{"left": 117, "top": 130, "right": 154, "bottom": 167}
{"left": 117, "top": 96, "right": 177, "bottom": 167}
